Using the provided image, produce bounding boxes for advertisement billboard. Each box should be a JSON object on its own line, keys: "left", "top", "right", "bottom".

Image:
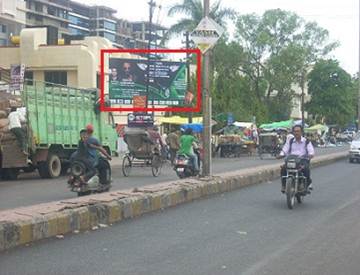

{"left": 109, "top": 58, "right": 186, "bottom": 106}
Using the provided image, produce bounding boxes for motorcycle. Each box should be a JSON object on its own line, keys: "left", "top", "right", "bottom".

{"left": 282, "top": 155, "right": 311, "bottom": 209}
{"left": 174, "top": 149, "right": 201, "bottom": 178}
{"left": 68, "top": 158, "right": 111, "bottom": 196}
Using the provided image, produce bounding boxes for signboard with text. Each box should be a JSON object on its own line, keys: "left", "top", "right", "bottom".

{"left": 109, "top": 58, "right": 186, "bottom": 106}
{"left": 127, "top": 113, "right": 154, "bottom": 128}
{"left": 190, "top": 16, "right": 225, "bottom": 53}
{"left": 9, "top": 64, "right": 25, "bottom": 92}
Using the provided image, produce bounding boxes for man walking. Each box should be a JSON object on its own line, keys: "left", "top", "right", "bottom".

{"left": 166, "top": 130, "right": 180, "bottom": 165}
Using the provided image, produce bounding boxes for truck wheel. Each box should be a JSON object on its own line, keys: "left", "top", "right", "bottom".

{"left": 38, "top": 153, "right": 62, "bottom": 178}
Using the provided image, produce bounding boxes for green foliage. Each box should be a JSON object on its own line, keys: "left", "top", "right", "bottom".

{"left": 306, "top": 59, "right": 355, "bottom": 126}
{"left": 166, "top": 7, "right": 339, "bottom": 124}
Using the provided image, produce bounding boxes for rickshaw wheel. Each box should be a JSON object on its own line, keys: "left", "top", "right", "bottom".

{"left": 151, "top": 154, "right": 162, "bottom": 177}
{"left": 258, "top": 147, "right": 263, "bottom": 160}
{"left": 122, "top": 155, "right": 132, "bottom": 177}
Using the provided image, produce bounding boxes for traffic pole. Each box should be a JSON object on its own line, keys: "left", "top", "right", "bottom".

{"left": 185, "top": 31, "right": 193, "bottom": 124}
{"left": 358, "top": 0, "right": 360, "bottom": 130}
{"left": 202, "top": 0, "right": 212, "bottom": 176}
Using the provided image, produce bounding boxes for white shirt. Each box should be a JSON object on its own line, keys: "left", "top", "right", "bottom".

{"left": 8, "top": 111, "right": 25, "bottom": 129}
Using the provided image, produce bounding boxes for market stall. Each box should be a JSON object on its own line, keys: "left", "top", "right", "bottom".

{"left": 215, "top": 122, "right": 257, "bottom": 158}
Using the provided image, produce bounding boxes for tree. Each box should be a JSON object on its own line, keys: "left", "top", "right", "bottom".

{"left": 212, "top": 39, "right": 268, "bottom": 124}
{"left": 306, "top": 59, "right": 355, "bottom": 126}
{"left": 234, "top": 9, "right": 338, "bottom": 121}
{"left": 166, "top": 0, "right": 235, "bottom": 38}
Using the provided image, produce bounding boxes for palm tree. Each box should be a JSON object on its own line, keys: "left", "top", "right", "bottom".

{"left": 166, "top": 0, "right": 236, "bottom": 38}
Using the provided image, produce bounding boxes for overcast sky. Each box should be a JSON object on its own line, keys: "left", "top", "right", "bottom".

{"left": 82, "top": 0, "right": 358, "bottom": 74}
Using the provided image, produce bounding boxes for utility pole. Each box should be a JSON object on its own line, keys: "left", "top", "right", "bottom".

{"left": 184, "top": 31, "right": 193, "bottom": 123}
{"left": 301, "top": 72, "right": 305, "bottom": 129}
{"left": 358, "top": 0, "right": 360, "bottom": 131}
{"left": 202, "top": 0, "right": 212, "bottom": 176}
{"left": 146, "top": 0, "right": 156, "bottom": 110}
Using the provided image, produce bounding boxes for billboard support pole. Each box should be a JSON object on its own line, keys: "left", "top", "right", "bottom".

{"left": 146, "top": 0, "right": 156, "bottom": 111}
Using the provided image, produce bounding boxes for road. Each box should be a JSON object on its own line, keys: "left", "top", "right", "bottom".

{"left": 0, "top": 146, "right": 347, "bottom": 210}
{"left": 1, "top": 159, "right": 359, "bottom": 275}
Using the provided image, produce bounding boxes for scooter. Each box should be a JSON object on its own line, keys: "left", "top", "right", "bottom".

{"left": 68, "top": 158, "right": 111, "bottom": 196}
{"left": 174, "top": 149, "right": 201, "bottom": 179}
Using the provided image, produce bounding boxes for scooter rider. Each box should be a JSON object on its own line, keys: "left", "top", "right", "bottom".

{"left": 277, "top": 125, "right": 315, "bottom": 193}
{"left": 69, "top": 129, "right": 96, "bottom": 184}
{"left": 85, "top": 124, "right": 112, "bottom": 184}
{"left": 178, "top": 128, "right": 199, "bottom": 172}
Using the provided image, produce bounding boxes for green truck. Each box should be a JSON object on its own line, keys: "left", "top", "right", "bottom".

{"left": 0, "top": 81, "right": 118, "bottom": 180}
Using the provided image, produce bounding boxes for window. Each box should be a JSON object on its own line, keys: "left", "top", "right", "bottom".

{"left": 48, "top": 6, "right": 56, "bottom": 16}
{"left": 103, "top": 32, "right": 115, "bottom": 42}
{"left": 68, "top": 15, "right": 89, "bottom": 29}
{"left": 35, "top": 15, "right": 43, "bottom": 22}
{"left": 104, "top": 20, "right": 116, "bottom": 31}
{"left": 69, "top": 27, "right": 89, "bottom": 36}
{"left": 44, "top": 71, "right": 67, "bottom": 86}
{"left": 24, "top": 71, "right": 34, "bottom": 86}
{"left": 0, "top": 38, "right": 6, "bottom": 46}
{"left": 35, "top": 3, "right": 42, "bottom": 12}
{"left": 0, "top": 24, "right": 6, "bottom": 33}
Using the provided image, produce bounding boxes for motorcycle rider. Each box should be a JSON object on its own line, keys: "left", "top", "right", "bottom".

{"left": 69, "top": 129, "right": 96, "bottom": 184}
{"left": 85, "top": 124, "right": 112, "bottom": 184}
{"left": 178, "top": 128, "right": 199, "bottom": 172}
{"left": 277, "top": 125, "right": 315, "bottom": 193}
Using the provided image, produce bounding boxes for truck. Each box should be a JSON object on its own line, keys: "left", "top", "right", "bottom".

{"left": 0, "top": 80, "right": 118, "bottom": 180}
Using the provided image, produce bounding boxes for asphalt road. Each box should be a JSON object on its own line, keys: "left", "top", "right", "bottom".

{"left": 1, "top": 159, "right": 359, "bottom": 275}
{"left": 0, "top": 146, "right": 347, "bottom": 210}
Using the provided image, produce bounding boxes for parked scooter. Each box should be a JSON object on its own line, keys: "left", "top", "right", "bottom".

{"left": 68, "top": 158, "right": 111, "bottom": 196}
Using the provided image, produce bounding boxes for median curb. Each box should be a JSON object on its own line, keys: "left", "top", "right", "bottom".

{"left": 0, "top": 151, "right": 347, "bottom": 252}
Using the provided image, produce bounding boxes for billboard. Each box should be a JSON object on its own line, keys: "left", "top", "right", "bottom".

{"left": 109, "top": 58, "right": 186, "bottom": 106}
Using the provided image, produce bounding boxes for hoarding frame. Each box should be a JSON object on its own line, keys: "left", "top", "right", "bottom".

{"left": 100, "top": 48, "right": 202, "bottom": 113}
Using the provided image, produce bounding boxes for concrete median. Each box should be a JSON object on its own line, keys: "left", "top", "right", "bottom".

{"left": 0, "top": 151, "right": 347, "bottom": 252}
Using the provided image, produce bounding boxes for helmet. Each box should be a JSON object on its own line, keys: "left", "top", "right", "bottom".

{"left": 86, "top": 124, "right": 94, "bottom": 133}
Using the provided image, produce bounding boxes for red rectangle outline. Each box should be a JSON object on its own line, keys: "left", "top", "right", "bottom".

{"left": 100, "top": 48, "right": 202, "bottom": 113}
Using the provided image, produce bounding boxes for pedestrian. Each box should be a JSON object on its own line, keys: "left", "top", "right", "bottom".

{"left": 8, "top": 107, "right": 27, "bottom": 155}
{"left": 166, "top": 130, "right": 180, "bottom": 164}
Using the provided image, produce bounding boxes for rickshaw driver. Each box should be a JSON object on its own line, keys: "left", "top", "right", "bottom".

{"left": 277, "top": 125, "right": 315, "bottom": 193}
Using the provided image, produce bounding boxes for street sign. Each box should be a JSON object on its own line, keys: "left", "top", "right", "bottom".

{"left": 190, "top": 16, "right": 225, "bottom": 53}
{"left": 127, "top": 113, "right": 154, "bottom": 128}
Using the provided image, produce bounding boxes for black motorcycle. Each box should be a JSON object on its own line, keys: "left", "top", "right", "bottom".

{"left": 174, "top": 149, "right": 201, "bottom": 178}
{"left": 68, "top": 158, "right": 111, "bottom": 196}
{"left": 283, "top": 155, "right": 311, "bottom": 209}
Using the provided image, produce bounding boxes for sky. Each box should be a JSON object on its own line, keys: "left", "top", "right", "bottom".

{"left": 82, "top": 0, "right": 359, "bottom": 75}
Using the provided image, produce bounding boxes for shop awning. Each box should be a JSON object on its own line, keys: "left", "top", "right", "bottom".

{"left": 158, "top": 116, "right": 203, "bottom": 125}
{"left": 259, "top": 119, "right": 294, "bottom": 130}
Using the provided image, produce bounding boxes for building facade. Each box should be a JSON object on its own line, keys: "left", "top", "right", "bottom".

{"left": 24, "top": 0, "right": 71, "bottom": 38}
{"left": 0, "top": 0, "right": 167, "bottom": 48}
{"left": 0, "top": 0, "right": 26, "bottom": 46}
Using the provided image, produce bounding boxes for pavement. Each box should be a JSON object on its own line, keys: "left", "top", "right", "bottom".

{"left": 0, "top": 159, "right": 359, "bottom": 275}
{"left": 0, "top": 146, "right": 348, "bottom": 211}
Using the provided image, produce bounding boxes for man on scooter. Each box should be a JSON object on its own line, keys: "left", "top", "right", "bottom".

{"left": 277, "top": 125, "right": 315, "bottom": 193}
{"left": 69, "top": 130, "right": 96, "bottom": 184}
{"left": 178, "top": 128, "right": 199, "bottom": 172}
{"left": 85, "top": 124, "right": 112, "bottom": 184}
